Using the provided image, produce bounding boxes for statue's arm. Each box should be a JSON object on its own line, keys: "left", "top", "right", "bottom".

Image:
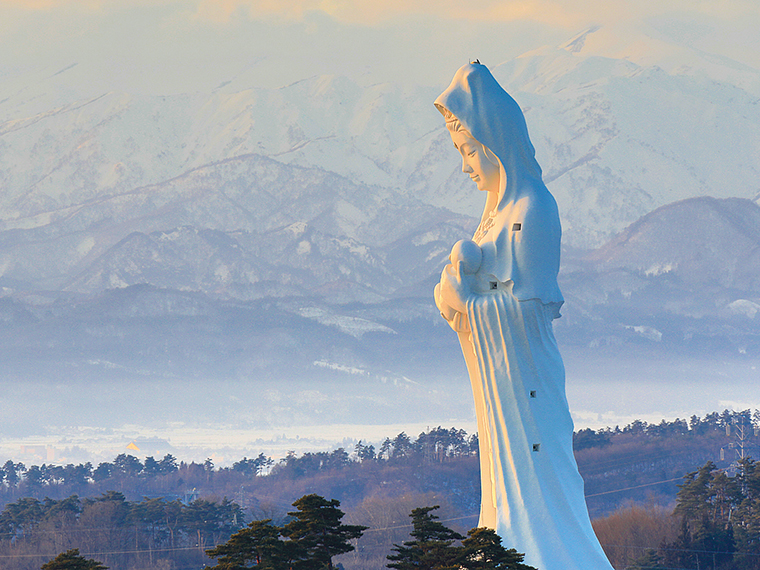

{"left": 436, "top": 263, "right": 474, "bottom": 332}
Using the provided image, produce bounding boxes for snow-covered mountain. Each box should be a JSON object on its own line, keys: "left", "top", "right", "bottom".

{"left": 0, "top": 196, "right": 757, "bottom": 438}
{"left": 1, "top": 26, "right": 758, "bottom": 271}
{"left": 557, "top": 197, "right": 760, "bottom": 352}
{"left": 0, "top": 151, "right": 467, "bottom": 294}
{"left": 590, "top": 197, "right": 760, "bottom": 293}
{"left": 1, "top": 24, "right": 759, "bottom": 436}
{"left": 2, "top": 195, "right": 757, "bottom": 376}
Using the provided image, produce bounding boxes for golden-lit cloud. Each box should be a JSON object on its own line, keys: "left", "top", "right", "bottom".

{"left": 194, "top": 0, "right": 760, "bottom": 28}
{"left": 3, "top": 0, "right": 178, "bottom": 9}
{"left": 194, "top": 0, "right": 586, "bottom": 27}
{"left": 7, "top": 0, "right": 759, "bottom": 29}
{"left": 2, "top": 0, "right": 98, "bottom": 7}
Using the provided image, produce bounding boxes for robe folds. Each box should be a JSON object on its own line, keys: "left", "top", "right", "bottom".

{"left": 458, "top": 292, "right": 611, "bottom": 569}
{"left": 435, "top": 62, "right": 614, "bottom": 569}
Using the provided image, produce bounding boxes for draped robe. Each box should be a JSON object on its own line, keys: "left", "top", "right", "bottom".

{"left": 435, "top": 63, "right": 613, "bottom": 570}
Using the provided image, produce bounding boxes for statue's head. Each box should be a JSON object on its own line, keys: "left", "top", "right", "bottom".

{"left": 442, "top": 110, "right": 501, "bottom": 194}
{"left": 435, "top": 62, "right": 542, "bottom": 204}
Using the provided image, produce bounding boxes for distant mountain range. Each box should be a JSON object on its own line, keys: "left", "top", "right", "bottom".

{"left": 0, "top": 25, "right": 758, "bottom": 434}
{"left": 559, "top": 196, "right": 760, "bottom": 353}
{"left": 0, "top": 196, "right": 757, "bottom": 432}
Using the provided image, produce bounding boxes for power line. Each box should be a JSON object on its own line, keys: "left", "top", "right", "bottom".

{"left": 0, "top": 546, "right": 202, "bottom": 559}
{"left": 585, "top": 476, "right": 684, "bottom": 497}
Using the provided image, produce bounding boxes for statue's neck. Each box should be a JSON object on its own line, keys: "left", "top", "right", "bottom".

{"left": 482, "top": 190, "right": 499, "bottom": 222}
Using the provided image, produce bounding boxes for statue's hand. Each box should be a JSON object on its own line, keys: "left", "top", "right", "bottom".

{"left": 439, "top": 261, "right": 474, "bottom": 315}
{"left": 434, "top": 283, "right": 457, "bottom": 321}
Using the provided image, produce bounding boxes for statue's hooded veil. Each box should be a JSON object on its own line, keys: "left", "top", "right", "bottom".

{"left": 434, "top": 62, "right": 542, "bottom": 208}
{"left": 433, "top": 65, "right": 614, "bottom": 570}
{"left": 435, "top": 63, "right": 563, "bottom": 307}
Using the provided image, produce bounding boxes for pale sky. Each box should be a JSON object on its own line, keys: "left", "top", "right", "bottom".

{"left": 1, "top": 0, "right": 758, "bottom": 94}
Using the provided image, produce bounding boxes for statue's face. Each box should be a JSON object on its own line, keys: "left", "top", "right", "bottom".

{"left": 449, "top": 129, "right": 500, "bottom": 193}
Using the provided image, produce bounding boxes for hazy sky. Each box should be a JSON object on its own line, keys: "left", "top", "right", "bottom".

{"left": 1, "top": 0, "right": 758, "bottom": 94}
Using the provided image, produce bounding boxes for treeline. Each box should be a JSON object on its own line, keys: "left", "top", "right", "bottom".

{"left": 0, "top": 411, "right": 760, "bottom": 570}
{"left": 574, "top": 409, "right": 760, "bottom": 451}
{"left": 578, "top": 409, "right": 760, "bottom": 517}
{"left": 0, "top": 427, "right": 478, "bottom": 500}
{"left": 0, "top": 411, "right": 756, "bottom": 519}
{"left": 0, "top": 427, "right": 484, "bottom": 569}
{"left": 3, "top": 409, "right": 752, "bottom": 496}
{"left": 28, "top": 458, "right": 760, "bottom": 570}
{"left": 594, "top": 456, "right": 760, "bottom": 569}
{"left": 0, "top": 491, "right": 243, "bottom": 570}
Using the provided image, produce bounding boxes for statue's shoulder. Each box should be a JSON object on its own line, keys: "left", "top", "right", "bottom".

{"left": 495, "top": 187, "right": 559, "bottom": 226}
{"left": 522, "top": 186, "right": 559, "bottom": 215}
{"left": 486, "top": 190, "right": 560, "bottom": 256}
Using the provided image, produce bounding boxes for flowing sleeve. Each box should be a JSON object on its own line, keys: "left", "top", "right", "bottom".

{"left": 479, "top": 188, "right": 564, "bottom": 312}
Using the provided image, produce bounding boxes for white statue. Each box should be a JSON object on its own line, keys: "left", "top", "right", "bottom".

{"left": 434, "top": 63, "right": 613, "bottom": 570}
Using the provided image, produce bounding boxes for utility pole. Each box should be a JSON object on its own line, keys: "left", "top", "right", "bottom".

{"left": 721, "top": 415, "right": 758, "bottom": 481}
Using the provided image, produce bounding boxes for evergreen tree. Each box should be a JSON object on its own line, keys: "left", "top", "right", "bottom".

{"left": 112, "top": 454, "right": 142, "bottom": 477}
{"left": 387, "top": 509, "right": 534, "bottom": 570}
{"left": 354, "top": 441, "right": 376, "bottom": 462}
{"left": 158, "top": 453, "right": 179, "bottom": 474}
{"left": 460, "top": 527, "right": 536, "bottom": 570}
{"left": 664, "top": 461, "right": 744, "bottom": 569}
{"left": 387, "top": 506, "right": 463, "bottom": 570}
{"left": 733, "top": 459, "right": 760, "bottom": 568}
{"left": 41, "top": 548, "right": 107, "bottom": 570}
{"left": 674, "top": 461, "right": 717, "bottom": 521}
{"left": 391, "top": 433, "right": 413, "bottom": 461}
{"left": 232, "top": 453, "right": 273, "bottom": 476}
{"left": 206, "top": 495, "right": 363, "bottom": 570}
{"left": 283, "top": 494, "right": 367, "bottom": 570}
{"left": 628, "top": 548, "right": 665, "bottom": 570}
{"left": 142, "top": 456, "right": 161, "bottom": 476}
{"left": 206, "top": 519, "right": 287, "bottom": 569}
{"left": 691, "top": 515, "right": 735, "bottom": 569}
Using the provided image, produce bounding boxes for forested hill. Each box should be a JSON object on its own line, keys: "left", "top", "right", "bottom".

{"left": 0, "top": 410, "right": 757, "bottom": 569}
{"left": 0, "top": 411, "right": 754, "bottom": 514}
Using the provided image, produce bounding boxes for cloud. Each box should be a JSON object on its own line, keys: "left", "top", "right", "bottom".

{"left": 3, "top": 0, "right": 179, "bottom": 9}
{"left": 193, "top": 0, "right": 583, "bottom": 27}
{"left": 8, "top": 0, "right": 759, "bottom": 30}
{"left": 194, "top": 0, "right": 760, "bottom": 28}
{"left": 1, "top": 0, "right": 94, "bottom": 7}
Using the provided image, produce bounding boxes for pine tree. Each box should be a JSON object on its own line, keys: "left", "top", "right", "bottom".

{"left": 206, "top": 495, "right": 365, "bottom": 570}
{"left": 387, "top": 506, "right": 464, "bottom": 570}
{"left": 674, "top": 461, "right": 717, "bottom": 521}
{"left": 283, "top": 494, "right": 367, "bottom": 570}
{"left": 41, "top": 549, "right": 108, "bottom": 570}
{"left": 460, "top": 527, "right": 536, "bottom": 570}
{"left": 628, "top": 548, "right": 665, "bottom": 570}
{"left": 206, "top": 519, "right": 287, "bottom": 569}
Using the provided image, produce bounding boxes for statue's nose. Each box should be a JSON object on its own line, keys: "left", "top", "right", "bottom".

{"left": 462, "top": 159, "right": 473, "bottom": 173}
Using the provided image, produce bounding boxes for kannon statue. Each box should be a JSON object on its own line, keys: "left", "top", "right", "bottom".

{"left": 434, "top": 62, "right": 614, "bottom": 569}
